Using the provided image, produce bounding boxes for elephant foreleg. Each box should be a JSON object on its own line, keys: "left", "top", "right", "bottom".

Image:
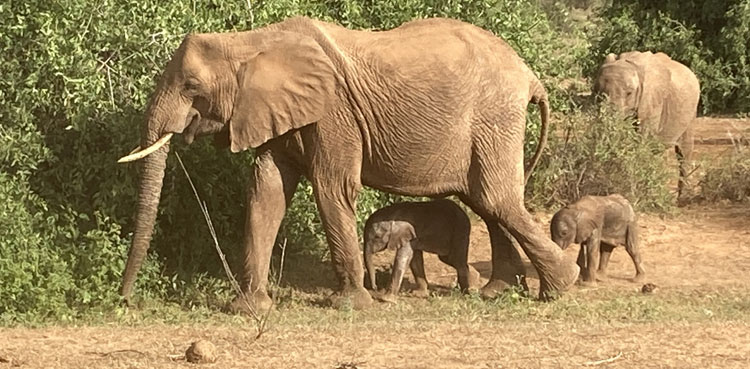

{"left": 228, "top": 149, "right": 300, "bottom": 315}
{"left": 383, "top": 241, "right": 414, "bottom": 303}
{"left": 313, "top": 176, "right": 373, "bottom": 309}
{"left": 581, "top": 230, "right": 601, "bottom": 286}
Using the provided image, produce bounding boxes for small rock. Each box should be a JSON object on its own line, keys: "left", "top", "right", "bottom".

{"left": 185, "top": 340, "right": 217, "bottom": 364}
{"left": 641, "top": 283, "right": 658, "bottom": 294}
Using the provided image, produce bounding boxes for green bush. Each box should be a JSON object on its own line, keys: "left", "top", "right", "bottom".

{"left": 1, "top": 0, "right": 583, "bottom": 322}
{"left": 526, "top": 104, "right": 674, "bottom": 212}
{"left": 588, "top": 1, "right": 750, "bottom": 114}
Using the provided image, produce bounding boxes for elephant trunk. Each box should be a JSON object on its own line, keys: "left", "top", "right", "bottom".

{"left": 364, "top": 244, "right": 377, "bottom": 290}
{"left": 119, "top": 140, "right": 170, "bottom": 303}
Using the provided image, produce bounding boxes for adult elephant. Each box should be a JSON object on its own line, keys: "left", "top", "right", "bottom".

{"left": 594, "top": 51, "right": 700, "bottom": 198}
{"left": 117, "top": 16, "right": 579, "bottom": 312}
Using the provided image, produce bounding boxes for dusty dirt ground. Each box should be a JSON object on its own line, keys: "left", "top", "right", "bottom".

{"left": 1, "top": 118, "right": 749, "bottom": 368}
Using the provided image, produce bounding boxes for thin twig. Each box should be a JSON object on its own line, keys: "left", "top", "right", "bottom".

{"left": 167, "top": 354, "right": 185, "bottom": 361}
{"left": 256, "top": 238, "right": 287, "bottom": 339}
{"left": 584, "top": 351, "right": 623, "bottom": 366}
{"left": 174, "top": 153, "right": 260, "bottom": 324}
{"left": 86, "top": 349, "right": 147, "bottom": 357}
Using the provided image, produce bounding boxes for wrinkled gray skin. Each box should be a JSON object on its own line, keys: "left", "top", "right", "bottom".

{"left": 594, "top": 51, "right": 700, "bottom": 199}
{"left": 363, "top": 199, "right": 480, "bottom": 303}
{"left": 118, "top": 16, "right": 580, "bottom": 313}
{"left": 550, "top": 194, "right": 644, "bottom": 286}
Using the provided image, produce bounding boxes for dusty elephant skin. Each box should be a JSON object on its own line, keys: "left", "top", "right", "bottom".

{"left": 594, "top": 51, "right": 701, "bottom": 200}
{"left": 117, "top": 16, "right": 580, "bottom": 312}
{"left": 363, "top": 199, "right": 481, "bottom": 303}
{"left": 550, "top": 194, "right": 644, "bottom": 286}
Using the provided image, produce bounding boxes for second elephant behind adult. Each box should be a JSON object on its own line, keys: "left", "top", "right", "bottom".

{"left": 594, "top": 51, "right": 700, "bottom": 198}
{"left": 363, "top": 199, "right": 480, "bottom": 302}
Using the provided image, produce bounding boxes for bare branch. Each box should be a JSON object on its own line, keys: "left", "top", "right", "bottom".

{"left": 174, "top": 152, "right": 261, "bottom": 325}
{"left": 584, "top": 351, "right": 623, "bottom": 366}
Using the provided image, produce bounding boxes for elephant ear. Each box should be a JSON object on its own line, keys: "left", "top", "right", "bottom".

{"left": 229, "top": 32, "right": 336, "bottom": 152}
{"left": 574, "top": 211, "right": 600, "bottom": 244}
{"left": 629, "top": 58, "right": 670, "bottom": 132}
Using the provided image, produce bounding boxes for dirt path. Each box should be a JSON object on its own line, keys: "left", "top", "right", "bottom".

{"left": 2, "top": 321, "right": 750, "bottom": 368}
{"left": 411, "top": 204, "right": 750, "bottom": 296}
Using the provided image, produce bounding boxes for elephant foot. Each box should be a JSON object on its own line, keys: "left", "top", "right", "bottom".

{"left": 328, "top": 287, "right": 373, "bottom": 310}
{"left": 538, "top": 261, "right": 580, "bottom": 301}
{"left": 577, "top": 279, "right": 598, "bottom": 288}
{"left": 410, "top": 289, "right": 430, "bottom": 298}
{"left": 225, "top": 290, "right": 273, "bottom": 316}
{"left": 379, "top": 293, "right": 398, "bottom": 304}
{"left": 480, "top": 279, "right": 513, "bottom": 299}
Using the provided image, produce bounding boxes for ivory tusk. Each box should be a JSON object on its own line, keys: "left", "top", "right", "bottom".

{"left": 127, "top": 146, "right": 141, "bottom": 155}
{"left": 117, "top": 133, "right": 173, "bottom": 163}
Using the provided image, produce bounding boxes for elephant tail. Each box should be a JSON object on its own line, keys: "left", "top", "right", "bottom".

{"left": 525, "top": 90, "right": 550, "bottom": 184}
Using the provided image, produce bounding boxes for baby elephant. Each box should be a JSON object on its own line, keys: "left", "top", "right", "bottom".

{"left": 363, "top": 199, "right": 477, "bottom": 302}
{"left": 550, "top": 194, "right": 645, "bottom": 285}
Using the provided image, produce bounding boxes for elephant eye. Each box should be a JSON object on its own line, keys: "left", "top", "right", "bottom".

{"left": 183, "top": 79, "right": 201, "bottom": 95}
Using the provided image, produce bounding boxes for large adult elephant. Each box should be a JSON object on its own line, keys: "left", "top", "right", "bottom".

{"left": 594, "top": 51, "right": 701, "bottom": 198}
{"left": 117, "top": 16, "right": 579, "bottom": 312}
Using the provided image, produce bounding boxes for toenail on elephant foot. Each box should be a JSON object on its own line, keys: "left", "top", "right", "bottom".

{"left": 539, "top": 261, "right": 580, "bottom": 301}
{"left": 577, "top": 279, "right": 598, "bottom": 288}
{"left": 379, "top": 293, "right": 398, "bottom": 304}
{"left": 225, "top": 291, "right": 273, "bottom": 316}
{"left": 328, "top": 287, "right": 374, "bottom": 310}
{"left": 411, "top": 289, "right": 430, "bottom": 298}
{"left": 480, "top": 279, "right": 513, "bottom": 299}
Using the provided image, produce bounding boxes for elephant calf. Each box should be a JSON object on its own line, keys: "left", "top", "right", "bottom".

{"left": 550, "top": 194, "right": 645, "bottom": 285}
{"left": 363, "top": 199, "right": 478, "bottom": 302}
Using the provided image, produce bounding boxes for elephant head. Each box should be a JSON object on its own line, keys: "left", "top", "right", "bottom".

{"left": 594, "top": 52, "right": 672, "bottom": 135}
{"left": 549, "top": 208, "right": 577, "bottom": 250}
{"left": 362, "top": 216, "right": 415, "bottom": 290}
{"left": 550, "top": 206, "right": 599, "bottom": 250}
{"left": 117, "top": 28, "right": 338, "bottom": 303}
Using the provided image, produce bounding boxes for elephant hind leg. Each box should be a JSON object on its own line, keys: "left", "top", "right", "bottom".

{"left": 409, "top": 250, "right": 430, "bottom": 297}
{"left": 463, "top": 173, "right": 578, "bottom": 300}
{"left": 675, "top": 125, "right": 695, "bottom": 201}
{"left": 437, "top": 253, "right": 471, "bottom": 293}
{"left": 500, "top": 203, "right": 580, "bottom": 299}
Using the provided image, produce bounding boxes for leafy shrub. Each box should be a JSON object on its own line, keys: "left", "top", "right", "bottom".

{"left": 526, "top": 104, "right": 674, "bottom": 212}
{"left": 0, "top": 0, "right": 594, "bottom": 322}
{"left": 697, "top": 146, "right": 750, "bottom": 203}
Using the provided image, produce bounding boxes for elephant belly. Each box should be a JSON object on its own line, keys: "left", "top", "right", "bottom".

{"left": 360, "top": 144, "right": 471, "bottom": 197}
{"left": 412, "top": 238, "right": 451, "bottom": 256}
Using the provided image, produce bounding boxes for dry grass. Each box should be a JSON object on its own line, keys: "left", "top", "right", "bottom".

{"left": 2, "top": 321, "right": 749, "bottom": 368}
